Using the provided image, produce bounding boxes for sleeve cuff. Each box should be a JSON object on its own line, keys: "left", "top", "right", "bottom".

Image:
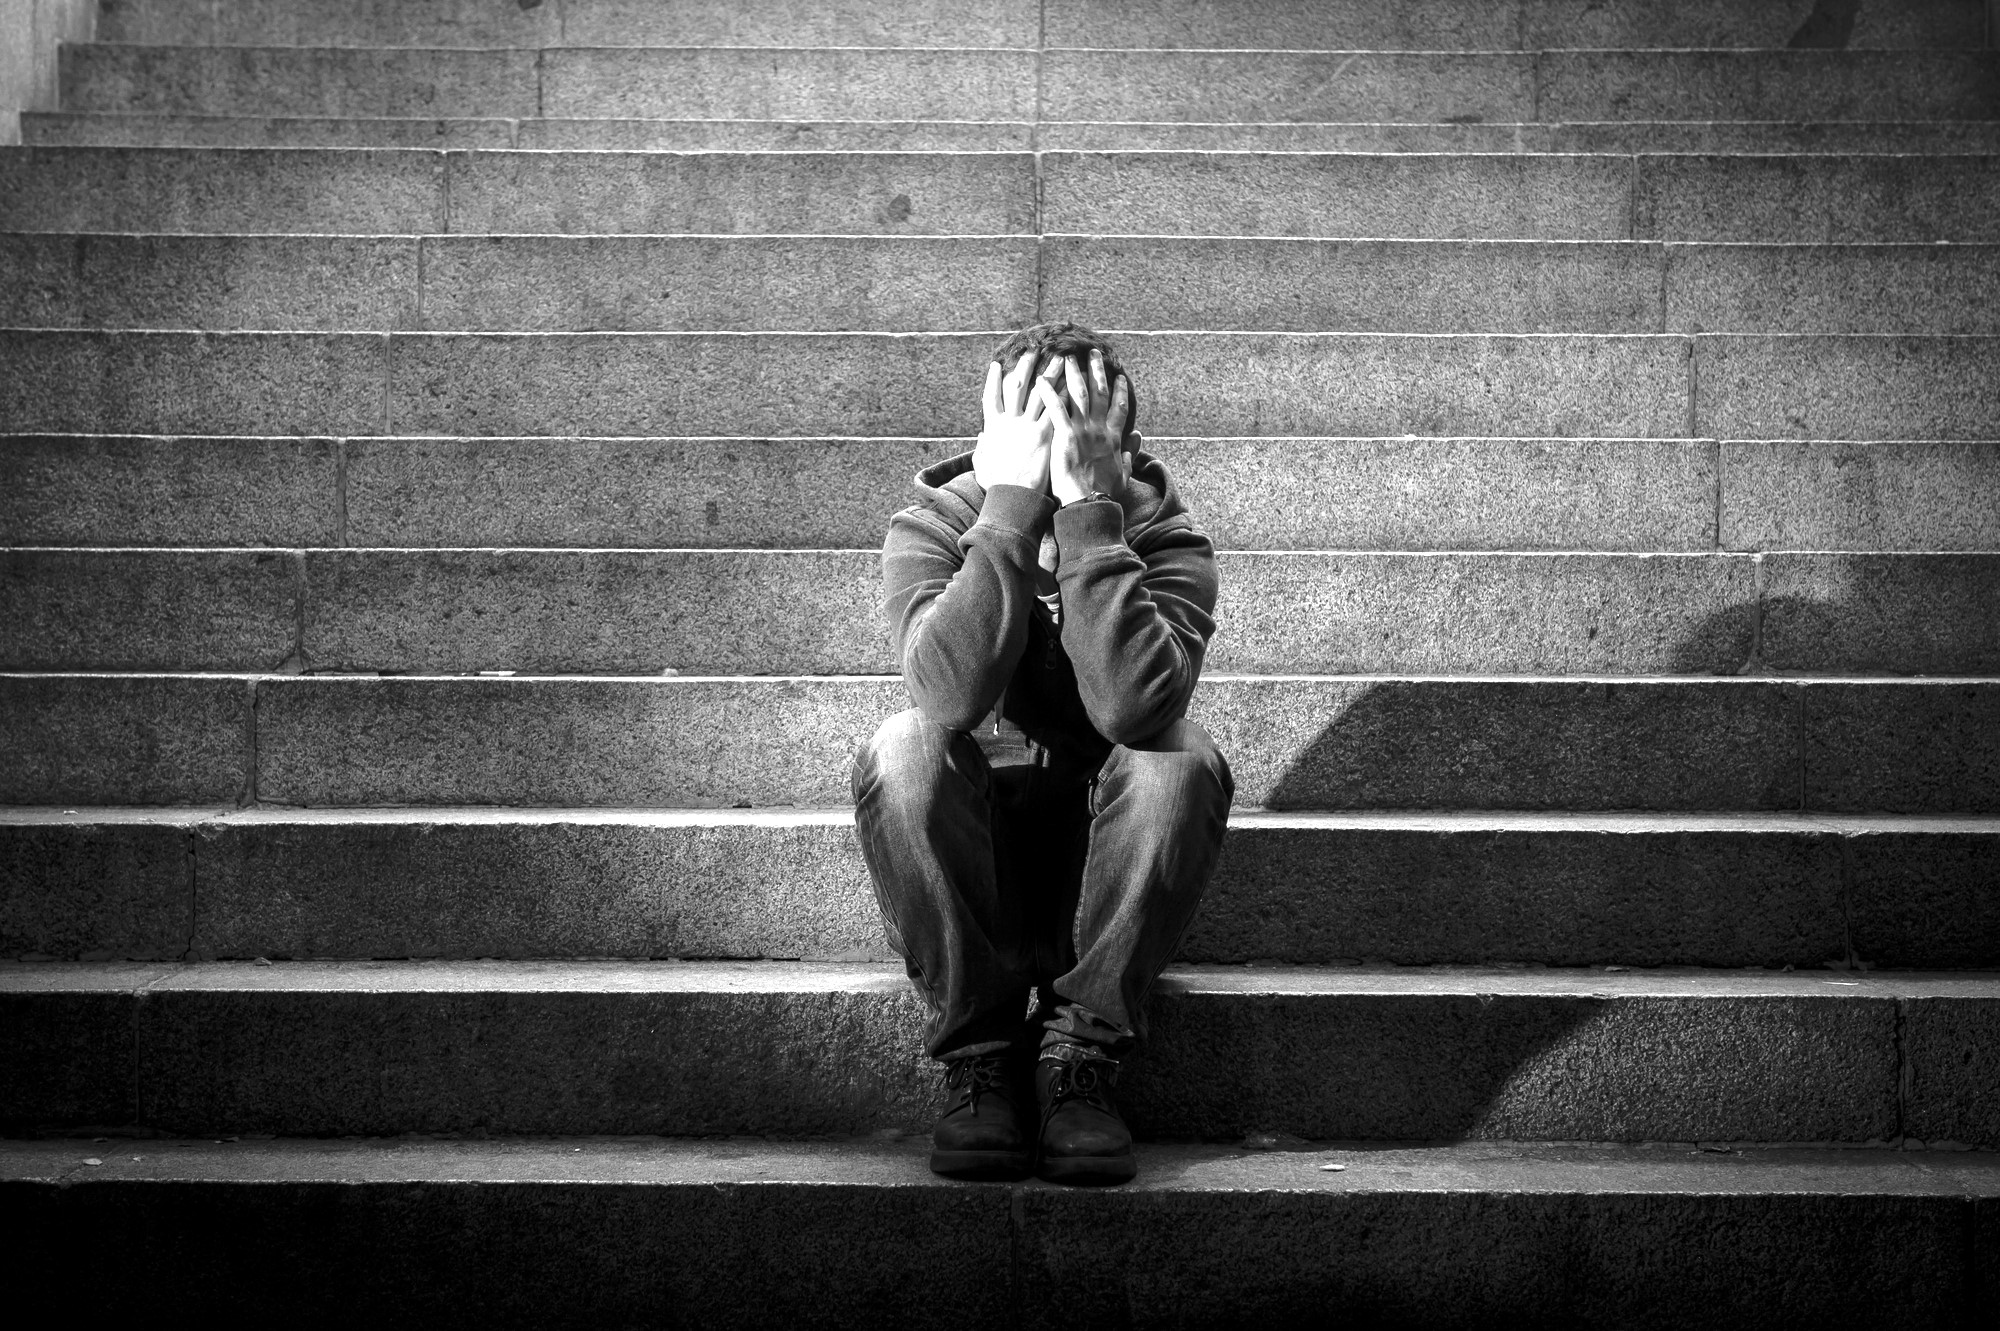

{"left": 974, "top": 483, "right": 1060, "bottom": 540}
{"left": 1052, "top": 497, "right": 1127, "bottom": 552}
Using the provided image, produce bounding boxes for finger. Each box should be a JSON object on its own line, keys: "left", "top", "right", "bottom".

{"left": 1031, "top": 376, "right": 1070, "bottom": 426}
{"left": 1126, "top": 428, "right": 1144, "bottom": 455}
{"left": 1002, "top": 353, "right": 1035, "bottom": 415}
{"left": 1108, "top": 374, "right": 1131, "bottom": 437}
{"left": 982, "top": 360, "right": 1003, "bottom": 419}
{"left": 1063, "top": 356, "right": 1090, "bottom": 423}
{"left": 1088, "top": 349, "right": 1110, "bottom": 413}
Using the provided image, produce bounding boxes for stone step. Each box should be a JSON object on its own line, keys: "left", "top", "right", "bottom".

{"left": 59, "top": 45, "right": 2000, "bottom": 124}
{"left": 9, "top": 234, "right": 2000, "bottom": 335}
{"left": 91, "top": 0, "right": 1993, "bottom": 52}
{"left": 9, "top": 1138, "right": 1997, "bottom": 1330}
{"left": 6, "top": 806, "right": 1995, "bottom": 970}
{"left": 4, "top": 148, "right": 1996, "bottom": 243}
{"left": 4, "top": 673, "right": 1993, "bottom": 813}
{"left": 4, "top": 330, "right": 1997, "bottom": 441}
{"left": 10, "top": 436, "right": 1997, "bottom": 555}
{"left": 28, "top": 111, "right": 2000, "bottom": 155}
{"left": 7, "top": 547, "right": 1998, "bottom": 676}
{"left": 5, "top": 959, "right": 1996, "bottom": 1141}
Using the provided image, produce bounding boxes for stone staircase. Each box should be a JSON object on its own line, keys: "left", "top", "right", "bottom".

{"left": 4, "top": 0, "right": 2000, "bottom": 1323}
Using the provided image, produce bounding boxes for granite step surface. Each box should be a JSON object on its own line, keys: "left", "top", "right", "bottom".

{"left": 4, "top": 672, "right": 1993, "bottom": 813}
{"left": 5, "top": 147, "right": 1996, "bottom": 242}
{"left": 28, "top": 111, "right": 2000, "bottom": 154}
{"left": 5, "top": 806, "right": 1995, "bottom": 970}
{"left": 8, "top": 233, "right": 2000, "bottom": 336}
{"left": 9, "top": 435, "right": 1997, "bottom": 554}
{"left": 58, "top": 44, "right": 2000, "bottom": 124}
{"left": 4, "top": 330, "right": 1997, "bottom": 439}
{"left": 5, "top": 959, "right": 1997, "bottom": 1141}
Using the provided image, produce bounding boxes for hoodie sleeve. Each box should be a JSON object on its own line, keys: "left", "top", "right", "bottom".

{"left": 1050, "top": 497, "right": 1219, "bottom": 745}
{"left": 883, "top": 482, "right": 1061, "bottom": 732}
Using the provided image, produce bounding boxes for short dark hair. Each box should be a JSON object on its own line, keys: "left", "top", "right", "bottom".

{"left": 990, "top": 320, "right": 1139, "bottom": 441}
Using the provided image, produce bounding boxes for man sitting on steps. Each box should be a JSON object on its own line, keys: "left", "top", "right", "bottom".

{"left": 851, "top": 321, "right": 1233, "bottom": 1185}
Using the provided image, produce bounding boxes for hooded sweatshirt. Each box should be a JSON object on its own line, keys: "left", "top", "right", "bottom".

{"left": 881, "top": 449, "right": 1218, "bottom": 760}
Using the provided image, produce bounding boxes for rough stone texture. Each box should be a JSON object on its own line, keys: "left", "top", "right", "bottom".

{"left": 514, "top": 117, "right": 1035, "bottom": 152}
{"left": 541, "top": 48, "right": 1036, "bottom": 121}
{"left": 1040, "top": 152, "right": 1633, "bottom": 239}
{"left": 247, "top": 676, "right": 1815, "bottom": 811}
{"left": 385, "top": 333, "right": 986, "bottom": 437}
{"left": 1845, "top": 828, "right": 2000, "bottom": 968}
{"left": 1130, "top": 976, "right": 1900, "bottom": 1142}
{"left": 1044, "top": 238, "right": 1665, "bottom": 334}
{"left": 0, "top": 145, "right": 447, "bottom": 233}
{"left": 0, "top": 436, "right": 337, "bottom": 547}
{"left": 132, "top": 963, "right": 935, "bottom": 1135}
{"left": 1193, "top": 677, "right": 1803, "bottom": 812}
{"left": 1211, "top": 552, "right": 1756, "bottom": 675}
{"left": 0, "top": 962, "right": 161, "bottom": 1129}
{"left": 95, "top": 0, "right": 567, "bottom": 45}
{"left": 1044, "top": 0, "right": 1988, "bottom": 49}
{"left": 190, "top": 812, "right": 884, "bottom": 963}
{"left": 23, "top": 110, "right": 522, "bottom": 148}
{"left": 1904, "top": 994, "right": 2000, "bottom": 1147}
{"left": 1194, "top": 816, "right": 1848, "bottom": 969}
{"left": 0, "top": 233, "right": 420, "bottom": 332}
{"left": 1803, "top": 682, "right": 2000, "bottom": 814}
{"left": 0, "top": 813, "right": 195, "bottom": 960}
{"left": 1721, "top": 440, "right": 2000, "bottom": 552}
{"left": 62, "top": 44, "right": 542, "bottom": 118}
{"left": 252, "top": 676, "right": 908, "bottom": 808}
{"left": 0, "top": 548, "right": 301, "bottom": 671}
{"left": 560, "top": 0, "right": 1038, "bottom": 46}
{"left": 341, "top": 437, "right": 956, "bottom": 549}
{"left": 1036, "top": 119, "right": 2000, "bottom": 155}
{"left": 416, "top": 236, "right": 1038, "bottom": 333}
{"left": 5, "top": 1139, "right": 1992, "bottom": 1330}
{"left": 301, "top": 549, "right": 888, "bottom": 674}
{"left": 1634, "top": 155, "right": 2000, "bottom": 243}
{"left": 0, "top": 962, "right": 1931, "bottom": 1141}
{"left": 1666, "top": 244, "right": 2000, "bottom": 335}
{"left": 1172, "top": 437, "right": 1717, "bottom": 552}
{"left": 1115, "top": 333, "right": 1691, "bottom": 439}
{"left": 0, "top": 675, "right": 250, "bottom": 805}
{"left": 1533, "top": 51, "right": 2000, "bottom": 122}
{"left": 1694, "top": 335, "right": 2000, "bottom": 441}
{"left": 1044, "top": 51, "right": 1536, "bottom": 124}
{"left": 1760, "top": 554, "right": 2000, "bottom": 674}
{"left": 443, "top": 151, "right": 1036, "bottom": 236}
{"left": 0, "top": 331, "right": 388, "bottom": 435}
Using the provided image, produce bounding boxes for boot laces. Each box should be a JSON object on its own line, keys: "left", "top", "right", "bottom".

{"left": 943, "top": 1055, "right": 1010, "bottom": 1116}
{"left": 1040, "top": 1055, "right": 1118, "bottom": 1134}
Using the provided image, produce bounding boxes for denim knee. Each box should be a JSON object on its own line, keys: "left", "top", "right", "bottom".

{"left": 851, "top": 707, "right": 972, "bottom": 810}
{"left": 1097, "top": 717, "right": 1233, "bottom": 813}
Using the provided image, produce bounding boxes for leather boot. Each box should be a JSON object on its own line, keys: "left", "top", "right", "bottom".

{"left": 930, "top": 1053, "right": 1033, "bottom": 1179}
{"left": 1034, "top": 1044, "right": 1137, "bottom": 1183}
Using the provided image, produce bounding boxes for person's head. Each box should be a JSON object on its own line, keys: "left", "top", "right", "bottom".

{"left": 990, "top": 320, "right": 1140, "bottom": 445}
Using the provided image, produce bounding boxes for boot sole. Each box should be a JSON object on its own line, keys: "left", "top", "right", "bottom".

{"left": 930, "top": 1148, "right": 1033, "bottom": 1180}
{"left": 1037, "top": 1153, "right": 1138, "bottom": 1185}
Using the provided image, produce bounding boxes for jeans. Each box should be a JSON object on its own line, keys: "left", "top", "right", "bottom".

{"left": 851, "top": 707, "right": 1234, "bottom": 1062}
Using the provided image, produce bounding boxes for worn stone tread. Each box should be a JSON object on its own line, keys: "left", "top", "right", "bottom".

{"left": 4, "top": 672, "right": 1994, "bottom": 813}
{"left": 3, "top": 959, "right": 1996, "bottom": 1143}
{"left": 5, "top": 806, "right": 1996, "bottom": 969}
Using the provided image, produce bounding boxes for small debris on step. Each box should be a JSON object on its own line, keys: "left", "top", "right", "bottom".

{"left": 1319, "top": 1163, "right": 1346, "bottom": 1172}
{"left": 81, "top": 1158, "right": 102, "bottom": 1166}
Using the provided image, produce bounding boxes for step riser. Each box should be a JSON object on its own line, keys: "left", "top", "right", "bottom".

{"left": 4, "top": 676, "right": 1993, "bottom": 813}
{"left": 7, "top": 549, "right": 1999, "bottom": 676}
{"left": 8, "top": 969, "right": 1990, "bottom": 1141}
{"left": 28, "top": 111, "right": 2000, "bottom": 156}
{"left": 7, "top": 814, "right": 1994, "bottom": 969}
{"left": 12, "top": 235, "right": 2000, "bottom": 337}
{"left": 92, "top": 0, "right": 1993, "bottom": 51}
{"left": 10, "top": 437, "right": 1998, "bottom": 556}
{"left": 6, "top": 149, "right": 1995, "bottom": 243}
{"left": 11, "top": 1153, "right": 1986, "bottom": 1331}
{"left": 61, "top": 47, "right": 2000, "bottom": 124}
{"left": 5, "top": 332, "right": 1998, "bottom": 441}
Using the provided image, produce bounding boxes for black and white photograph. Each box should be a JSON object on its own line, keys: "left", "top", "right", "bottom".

{"left": 3, "top": 0, "right": 1998, "bottom": 1324}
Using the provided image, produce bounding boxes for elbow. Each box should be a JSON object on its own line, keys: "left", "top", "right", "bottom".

{"left": 1088, "top": 689, "right": 1186, "bottom": 747}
